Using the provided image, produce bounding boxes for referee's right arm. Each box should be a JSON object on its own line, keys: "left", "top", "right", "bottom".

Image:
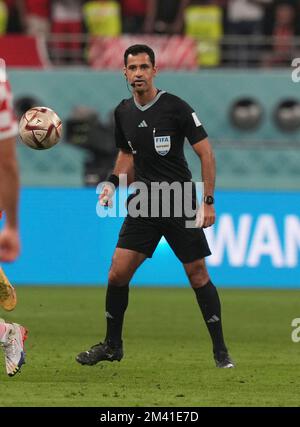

{"left": 114, "top": 105, "right": 135, "bottom": 184}
{"left": 99, "top": 105, "right": 134, "bottom": 207}
{"left": 99, "top": 149, "right": 134, "bottom": 207}
{"left": 112, "top": 149, "right": 134, "bottom": 185}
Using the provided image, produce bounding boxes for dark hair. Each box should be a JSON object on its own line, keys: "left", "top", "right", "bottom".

{"left": 124, "top": 44, "right": 155, "bottom": 67}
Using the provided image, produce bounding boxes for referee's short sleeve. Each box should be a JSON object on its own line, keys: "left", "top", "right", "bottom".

{"left": 179, "top": 100, "right": 208, "bottom": 145}
{"left": 114, "top": 107, "right": 129, "bottom": 150}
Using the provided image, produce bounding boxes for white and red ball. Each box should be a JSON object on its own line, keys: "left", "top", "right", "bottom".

{"left": 19, "top": 107, "right": 62, "bottom": 150}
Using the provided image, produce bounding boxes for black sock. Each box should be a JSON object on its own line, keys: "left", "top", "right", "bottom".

{"left": 193, "top": 280, "right": 227, "bottom": 353}
{"left": 104, "top": 284, "right": 129, "bottom": 348}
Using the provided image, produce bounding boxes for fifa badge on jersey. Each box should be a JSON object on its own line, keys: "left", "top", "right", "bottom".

{"left": 154, "top": 135, "right": 171, "bottom": 156}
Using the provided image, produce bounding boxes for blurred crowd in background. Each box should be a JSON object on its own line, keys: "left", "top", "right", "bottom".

{"left": 0, "top": 0, "right": 298, "bottom": 67}
{"left": 0, "top": 0, "right": 298, "bottom": 38}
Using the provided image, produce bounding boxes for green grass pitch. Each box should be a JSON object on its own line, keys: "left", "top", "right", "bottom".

{"left": 0, "top": 287, "right": 299, "bottom": 407}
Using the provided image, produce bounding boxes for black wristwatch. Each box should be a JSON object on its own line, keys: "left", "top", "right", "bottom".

{"left": 203, "top": 195, "right": 215, "bottom": 205}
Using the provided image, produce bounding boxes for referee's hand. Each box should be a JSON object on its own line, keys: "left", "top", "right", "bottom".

{"left": 195, "top": 203, "right": 216, "bottom": 228}
{"left": 99, "top": 184, "right": 115, "bottom": 208}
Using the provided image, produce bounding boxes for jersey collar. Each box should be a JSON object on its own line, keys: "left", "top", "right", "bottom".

{"left": 133, "top": 90, "right": 166, "bottom": 112}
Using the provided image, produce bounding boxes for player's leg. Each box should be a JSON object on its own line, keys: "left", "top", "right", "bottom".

{"left": 104, "top": 247, "right": 146, "bottom": 348}
{"left": 104, "top": 215, "right": 161, "bottom": 350}
{"left": 183, "top": 258, "right": 234, "bottom": 368}
{"left": 76, "top": 248, "right": 146, "bottom": 365}
{"left": 164, "top": 217, "right": 234, "bottom": 368}
{"left": 0, "top": 214, "right": 17, "bottom": 311}
{"left": 76, "top": 215, "right": 162, "bottom": 366}
{"left": 0, "top": 266, "right": 17, "bottom": 311}
{"left": 0, "top": 213, "right": 17, "bottom": 311}
{"left": 0, "top": 318, "right": 28, "bottom": 376}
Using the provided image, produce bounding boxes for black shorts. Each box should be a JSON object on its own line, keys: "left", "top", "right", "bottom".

{"left": 117, "top": 215, "right": 211, "bottom": 264}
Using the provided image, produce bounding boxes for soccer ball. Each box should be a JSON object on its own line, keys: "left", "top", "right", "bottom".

{"left": 19, "top": 107, "right": 62, "bottom": 150}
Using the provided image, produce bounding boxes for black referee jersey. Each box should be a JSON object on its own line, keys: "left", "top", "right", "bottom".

{"left": 114, "top": 90, "right": 208, "bottom": 185}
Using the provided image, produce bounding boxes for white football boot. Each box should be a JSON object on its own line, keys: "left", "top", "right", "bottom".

{"left": 1, "top": 322, "right": 28, "bottom": 377}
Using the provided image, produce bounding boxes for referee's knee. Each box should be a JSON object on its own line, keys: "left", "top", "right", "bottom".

{"left": 188, "top": 272, "right": 210, "bottom": 288}
{"left": 185, "top": 260, "right": 210, "bottom": 288}
{"left": 108, "top": 269, "right": 130, "bottom": 287}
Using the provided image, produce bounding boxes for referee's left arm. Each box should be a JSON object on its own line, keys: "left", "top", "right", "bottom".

{"left": 192, "top": 138, "right": 216, "bottom": 228}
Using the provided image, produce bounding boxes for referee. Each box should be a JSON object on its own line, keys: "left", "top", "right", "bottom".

{"left": 76, "top": 45, "right": 234, "bottom": 368}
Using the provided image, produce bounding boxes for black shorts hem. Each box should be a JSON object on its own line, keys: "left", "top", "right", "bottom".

{"left": 177, "top": 247, "right": 211, "bottom": 264}
{"left": 116, "top": 242, "right": 154, "bottom": 258}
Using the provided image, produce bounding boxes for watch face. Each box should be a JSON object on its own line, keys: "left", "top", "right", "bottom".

{"left": 204, "top": 196, "right": 214, "bottom": 205}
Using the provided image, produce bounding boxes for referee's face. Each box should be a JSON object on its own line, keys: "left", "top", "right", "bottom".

{"left": 124, "top": 53, "right": 157, "bottom": 94}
